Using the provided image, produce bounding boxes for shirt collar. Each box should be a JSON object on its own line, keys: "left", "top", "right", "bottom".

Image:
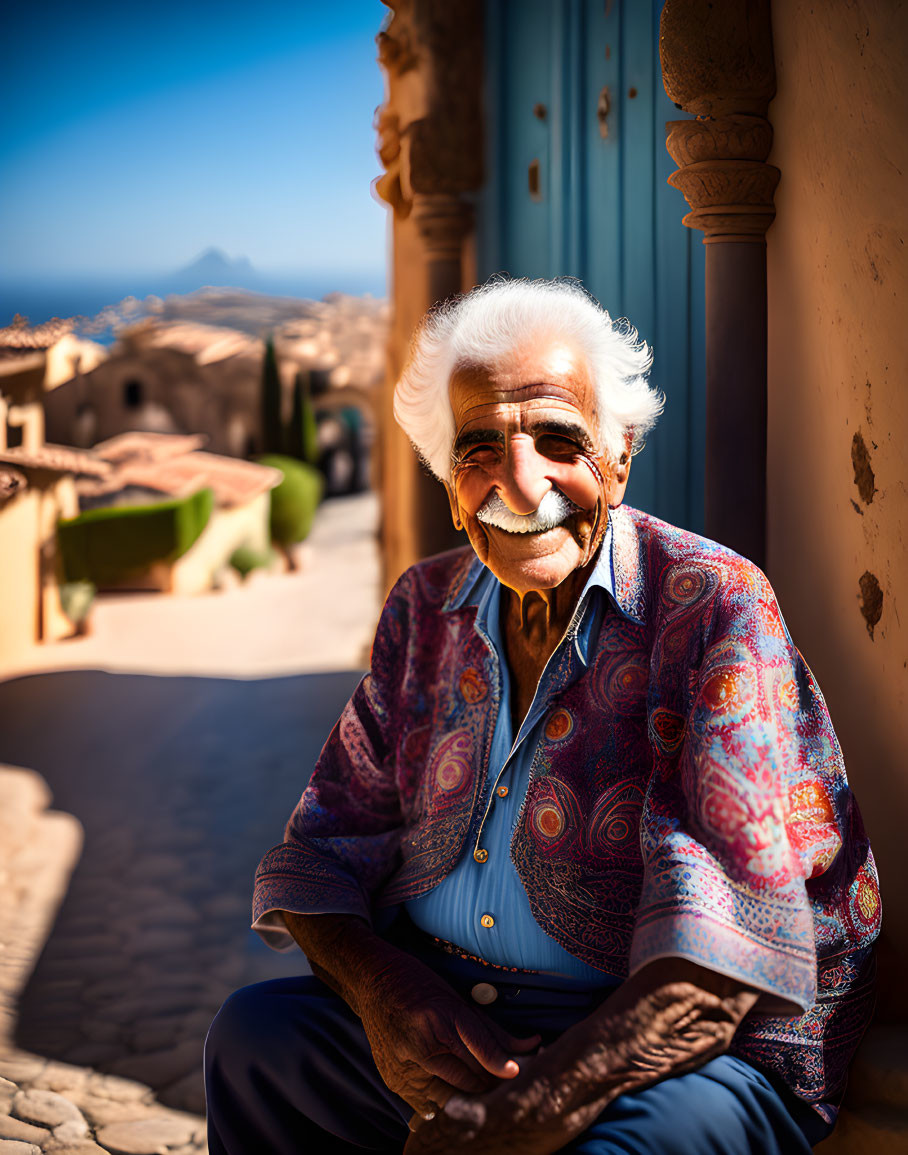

{"left": 444, "top": 515, "right": 642, "bottom": 661}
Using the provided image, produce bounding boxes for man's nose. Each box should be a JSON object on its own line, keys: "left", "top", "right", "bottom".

{"left": 497, "top": 436, "right": 551, "bottom": 515}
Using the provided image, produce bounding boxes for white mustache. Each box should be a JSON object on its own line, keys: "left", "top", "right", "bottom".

{"left": 476, "top": 489, "right": 581, "bottom": 534}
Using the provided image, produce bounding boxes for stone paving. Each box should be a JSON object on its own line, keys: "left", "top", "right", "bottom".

{"left": 0, "top": 764, "right": 211, "bottom": 1155}
{"left": 0, "top": 493, "right": 379, "bottom": 1154}
{"left": 0, "top": 669, "right": 364, "bottom": 1154}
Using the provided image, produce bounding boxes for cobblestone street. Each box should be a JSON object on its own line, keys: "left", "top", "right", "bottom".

{"left": 0, "top": 494, "right": 379, "bottom": 1154}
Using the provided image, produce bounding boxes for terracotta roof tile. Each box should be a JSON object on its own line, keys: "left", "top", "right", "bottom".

{"left": 93, "top": 431, "right": 208, "bottom": 463}
{"left": 0, "top": 444, "right": 111, "bottom": 477}
{"left": 113, "top": 451, "right": 282, "bottom": 507}
{"left": 0, "top": 316, "right": 73, "bottom": 351}
{"left": 89, "top": 433, "right": 280, "bottom": 506}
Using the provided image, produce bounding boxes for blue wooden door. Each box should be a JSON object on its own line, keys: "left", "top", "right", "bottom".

{"left": 477, "top": 0, "right": 706, "bottom": 533}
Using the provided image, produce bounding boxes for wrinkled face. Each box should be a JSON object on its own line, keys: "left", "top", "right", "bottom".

{"left": 446, "top": 341, "right": 630, "bottom": 595}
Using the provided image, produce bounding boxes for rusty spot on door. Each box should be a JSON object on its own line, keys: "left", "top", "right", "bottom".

{"left": 528, "top": 159, "right": 542, "bottom": 202}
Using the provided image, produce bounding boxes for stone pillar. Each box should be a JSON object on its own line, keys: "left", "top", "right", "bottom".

{"left": 375, "top": 0, "right": 483, "bottom": 584}
{"left": 660, "top": 0, "right": 779, "bottom": 568}
{"left": 412, "top": 193, "right": 474, "bottom": 313}
{"left": 410, "top": 192, "right": 475, "bottom": 556}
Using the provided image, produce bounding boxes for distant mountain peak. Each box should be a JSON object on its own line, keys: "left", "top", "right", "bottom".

{"left": 168, "top": 249, "right": 259, "bottom": 293}
{"left": 177, "top": 249, "right": 255, "bottom": 279}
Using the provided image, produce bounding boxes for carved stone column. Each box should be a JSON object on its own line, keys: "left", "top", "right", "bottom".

{"left": 660, "top": 0, "right": 778, "bottom": 568}
{"left": 375, "top": 0, "right": 483, "bottom": 580}
{"left": 411, "top": 194, "right": 475, "bottom": 311}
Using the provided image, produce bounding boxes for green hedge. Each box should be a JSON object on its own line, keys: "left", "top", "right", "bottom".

{"left": 58, "top": 488, "right": 214, "bottom": 585}
{"left": 257, "top": 454, "right": 323, "bottom": 546}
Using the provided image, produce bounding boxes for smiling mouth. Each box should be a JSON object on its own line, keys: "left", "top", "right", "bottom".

{"left": 486, "top": 521, "right": 570, "bottom": 537}
{"left": 476, "top": 490, "right": 580, "bottom": 534}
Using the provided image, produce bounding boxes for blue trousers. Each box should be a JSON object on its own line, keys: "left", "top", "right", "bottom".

{"left": 205, "top": 946, "right": 833, "bottom": 1154}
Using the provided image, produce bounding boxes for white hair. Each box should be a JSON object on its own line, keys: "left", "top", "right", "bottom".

{"left": 393, "top": 277, "right": 662, "bottom": 483}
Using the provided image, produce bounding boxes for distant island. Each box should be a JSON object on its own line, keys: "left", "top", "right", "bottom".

{"left": 166, "top": 248, "right": 260, "bottom": 293}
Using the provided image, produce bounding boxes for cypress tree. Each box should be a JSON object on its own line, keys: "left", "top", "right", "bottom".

{"left": 260, "top": 335, "right": 283, "bottom": 454}
{"left": 286, "top": 369, "right": 320, "bottom": 465}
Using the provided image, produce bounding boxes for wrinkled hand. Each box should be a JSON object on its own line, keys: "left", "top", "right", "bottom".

{"left": 403, "top": 1042, "right": 602, "bottom": 1155}
{"left": 356, "top": 951, "right": 540, "bottom": 1123}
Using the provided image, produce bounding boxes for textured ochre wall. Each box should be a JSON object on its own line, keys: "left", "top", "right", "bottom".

{"left": 766, "top": 1, "right": 907, "bottom": 1009}
{"left": 0, "top": 489, "right": 41, "bottom": 665}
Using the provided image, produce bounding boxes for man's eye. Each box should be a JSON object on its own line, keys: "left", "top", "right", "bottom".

{"left": 535, "top": 434, "right": 582, "bottom": 460}
{"left": 460, "top": 444, "right": 502, "bottom": 464}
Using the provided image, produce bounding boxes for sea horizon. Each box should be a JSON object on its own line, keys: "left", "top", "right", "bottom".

{"left": 0, "top": 268, "right": 388, "bottom": 330}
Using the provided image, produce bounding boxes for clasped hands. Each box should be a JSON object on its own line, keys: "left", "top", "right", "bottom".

{"left": 284, "top": 913, "right": 758, "bottom": 1154}
{"left": 355, "top": 951, "right": 760, "bottom": 1154}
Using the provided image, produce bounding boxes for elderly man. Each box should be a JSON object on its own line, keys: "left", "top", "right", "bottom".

{"left": 206, "top": 279, "right": 879, "bottom": 1154}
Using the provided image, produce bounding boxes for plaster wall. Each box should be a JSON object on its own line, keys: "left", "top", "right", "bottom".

{"left": 767, "top": 0, "right": 908, "bottom": 1006}
{"left": 0, "top": 491, "right": 41, "bottom": 667}
{"left": 39, "top": 475, "right": 79, "bottom": 643}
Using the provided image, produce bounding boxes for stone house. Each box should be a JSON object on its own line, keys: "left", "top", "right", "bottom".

{"left": 0, "top": 321, "right": 112, "bottom": 665}
{"left": 73, "top": 431, "right": 282, "bottom": 596}
{"left": 44, "top": 322, "right": 266, "bottom": 459}
{"left": 0, "top": 316, "right": 282, "bottom": 667}
{"left": 44, "top": 302, "right": 389, "bottom": 469}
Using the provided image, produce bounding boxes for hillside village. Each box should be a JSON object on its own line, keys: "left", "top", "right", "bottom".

{"left": 0, "top": 291, "right": 389, "bottom": 668}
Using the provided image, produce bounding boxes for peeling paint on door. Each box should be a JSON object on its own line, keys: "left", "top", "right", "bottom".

{"left": 851, "top": 431, "right": 876, "bottom": 504}
{"left": 858, "top": 571, "right": 883, "bottom": 639}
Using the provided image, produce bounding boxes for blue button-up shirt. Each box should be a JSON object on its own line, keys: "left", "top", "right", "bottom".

{"left": 406, "top": 528, "right": 620, "bottom": 986}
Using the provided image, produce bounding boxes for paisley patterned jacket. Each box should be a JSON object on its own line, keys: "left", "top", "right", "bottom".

{"left": 254, "top": 504, "right": 880, "bottom": 1116}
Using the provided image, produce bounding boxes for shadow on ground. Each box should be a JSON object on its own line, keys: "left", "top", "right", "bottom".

{"left": 0, "top": 667, "right": 363, "bottom": 1114}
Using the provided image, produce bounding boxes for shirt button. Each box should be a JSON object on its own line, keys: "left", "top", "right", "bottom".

{"left": 471, "top": 982, "right": 498, "bottom": 1005}
{"left": 496, "top": 786, "right": 509, "bottom": 798}
{"left": 473, "top": 848, "right": 489, "bottom": 863}
{"left": 480, "top": 913, "right": 495, "bottom": 929}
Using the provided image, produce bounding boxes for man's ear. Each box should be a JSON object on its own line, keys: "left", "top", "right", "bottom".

{"left": 444, "top": 481, "right": 463, "bottom": 530}
{"left": 605, "top": 434, "right": 633, "bottom": 508}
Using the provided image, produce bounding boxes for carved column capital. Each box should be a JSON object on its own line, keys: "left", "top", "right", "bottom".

{"left": 660, "top": 0, "right": 778, "bottom": 242}
{"left": 666, "top": 115, "right": 780, "bottom": 240}
{"left": 375, "top": 0, "right": 482, "bottom": 220}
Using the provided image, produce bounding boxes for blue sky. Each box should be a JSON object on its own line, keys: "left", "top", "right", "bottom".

{"left": 0, "top": 0, "right": 388, "bottom": 279}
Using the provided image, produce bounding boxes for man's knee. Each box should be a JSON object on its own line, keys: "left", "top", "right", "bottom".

{"left": 205, "top": 977, "right": 410, "bottom": 1152}
{"left": 205, "top": 977, "right": 318, "bottom": 1080}
{"left": 568, "top": 1057, "right": 814, "bottom": 1155}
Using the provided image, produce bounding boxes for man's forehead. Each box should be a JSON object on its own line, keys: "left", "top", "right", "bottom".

{"left": 451, "top": 392, "right": 597, "bottom": 436}
{"left": 448, "top": 346, "right": 596, "bottom": 424}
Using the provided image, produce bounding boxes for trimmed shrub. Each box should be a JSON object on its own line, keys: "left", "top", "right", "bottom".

{"left": 257, "top": 454, "right": 323, "bottom": 546}
{"left": 59, "top": 580, "right": 95, "bottom": 625}
{"left": 58, "top": 488, "right": 214, "bottom": 585}
{"left": 229, "top": 544, "right": 274, "bottom": 581}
